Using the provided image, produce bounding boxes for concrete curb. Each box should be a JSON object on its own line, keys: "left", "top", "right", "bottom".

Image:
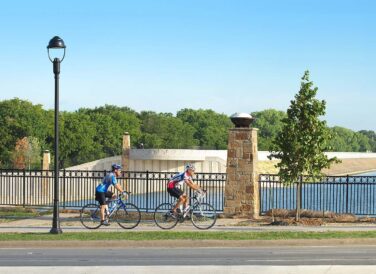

{"left": 2, "top": 238, "right": 376, "bottom": 249}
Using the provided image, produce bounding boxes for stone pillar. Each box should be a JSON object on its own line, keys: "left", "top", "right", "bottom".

{"left": 42, "top": 150, "right": 51, "bottom": 170}
{"left": 122, "top": 132, "right": 130, "bottom": 172}
{"left": 224, "top": 127, "right": 259, "bottom": 218}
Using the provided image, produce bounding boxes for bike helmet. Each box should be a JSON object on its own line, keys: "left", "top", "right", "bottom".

{"left": 185, "top": 163, "right": 195, "bottom": 171}
{"left": 111, "top": 163, "right": 122, "bottom": 171}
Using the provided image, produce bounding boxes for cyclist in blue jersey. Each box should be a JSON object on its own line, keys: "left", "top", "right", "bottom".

{"left": 167, "top": 163, "right": 202, "bottom": 215}
{"left": 95, "top": 163, "right": 125, "bottom": 226}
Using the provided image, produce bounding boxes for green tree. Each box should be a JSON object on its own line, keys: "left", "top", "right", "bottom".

{"left": 354, "top": 132, "right": 371, "bottom": 152}
{"left": 328, "top": 127, "right": 371, "bottom": 152}
{"left": 358, "top": 130, "right": 376, "bottom": 152}
{"left": 269, "top": 71, "right": 339, "bottom": 219}
{"left": 328, "top": 127, "right": 354, "bottom": 152}
{"left": 139, "top": 111, "right": 198, "bottom": 149}
{"left": 79, "top": 105, "right": 142, "bottom": 158}
{"left": 177, "top": 109, "right": 232, "bottom": 149}
{"left": 252, "top": 109, "right": 286, "bottom": 151}
{"left": 0, "top": 99, "right": 49, "bottom": 168}
{"left": 59, "top": 112, "right": 100, "bottom": 168}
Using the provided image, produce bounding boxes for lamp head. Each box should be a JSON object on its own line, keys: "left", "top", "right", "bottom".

{"left": 47, "top": 36, "right": 66, "bottom": 62}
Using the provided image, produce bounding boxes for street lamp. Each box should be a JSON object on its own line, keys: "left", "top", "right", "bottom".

{"left": 47, "top": 36, "right": 66, "bottom": 234}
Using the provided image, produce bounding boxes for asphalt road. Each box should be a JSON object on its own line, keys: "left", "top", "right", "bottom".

{"left": 1, "top": 246, "right": 376, "bottom": 266}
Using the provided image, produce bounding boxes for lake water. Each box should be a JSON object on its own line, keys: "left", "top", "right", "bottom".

{"left": 260, "top": 171, "right": 376, "bottom": 216}
{"left": 358, "top": 171, "right": 376, "bottom": 176}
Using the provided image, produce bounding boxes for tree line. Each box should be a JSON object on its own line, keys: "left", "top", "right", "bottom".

{"left": 0, "top": 98, "right": 375, "bottom": 169}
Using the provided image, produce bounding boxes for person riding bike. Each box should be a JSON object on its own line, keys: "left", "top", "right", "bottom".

{"left": 167, "top": 163, "right": 202, "bottom": 215}
{"left": 95, "top": 163, "right": 126, "bottom": 226}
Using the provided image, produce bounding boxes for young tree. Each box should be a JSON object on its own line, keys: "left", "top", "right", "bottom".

{"left": 12, "top": 137, "right": 29, "bottom": 169}
{"left": 12, "top": 136, "right": 41, "bottom": 169}
{"left": 25, "top": 136, "right": 42, "bottom": 169}
{"left": 269, "top": 71, "right": 339, "bottom": 219}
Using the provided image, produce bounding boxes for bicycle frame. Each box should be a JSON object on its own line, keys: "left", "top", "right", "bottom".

{"left": 172, "top": 192, "right": 205, "bottom": 218}
{"left": 106, "top": 196, "right": 127, "bottom": 218}
{"left": 81, "top": 191, "right": 141, "bottom": 230}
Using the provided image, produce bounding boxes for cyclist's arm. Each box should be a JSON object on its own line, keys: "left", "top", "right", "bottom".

{"left": 112, "top": 175, "right": 125, "bottom": 193}
{"left": 185, "top": 179, "right": 200, "bottom": 191}
{"left": 115, "top": 183, "right": 124, "bottom": 193}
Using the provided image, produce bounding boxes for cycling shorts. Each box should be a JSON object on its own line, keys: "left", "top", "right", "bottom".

{"left": 167, "top": 187, "right": 184, "bottom": 199}
{"left": 95, "top": 191, "right": 113, "bottom": 205}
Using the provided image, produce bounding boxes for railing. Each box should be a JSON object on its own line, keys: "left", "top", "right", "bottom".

{"left": 0, "top": 169, "right": 226, "bottom": 212}
{"left": 259, "top": 174, "right": 376, "bottom": 216}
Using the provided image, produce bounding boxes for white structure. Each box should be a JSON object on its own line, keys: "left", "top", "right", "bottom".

{"left": 67, "top": 149, "right": 227, "bottom": 173}
{"left": 66, "top": 150, "right": 376, "bottom": 173}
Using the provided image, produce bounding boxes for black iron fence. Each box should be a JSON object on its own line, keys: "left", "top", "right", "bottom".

{"left": 0, "top": 169, "right": 226, "bottom": 212}
{"left": 5, "top": 169, "right": 376, "bottom": 216}
{"left": 259, "top": 174, "right": 376, "bottom": 216}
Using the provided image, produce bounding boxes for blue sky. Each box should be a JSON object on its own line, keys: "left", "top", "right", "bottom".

{"left": 0, "top": 0, "right": 375, "bottom": 131}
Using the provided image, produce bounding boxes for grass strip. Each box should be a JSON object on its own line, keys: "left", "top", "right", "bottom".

{"left": 1, "top": 231, "right": 376, "bottom": 241}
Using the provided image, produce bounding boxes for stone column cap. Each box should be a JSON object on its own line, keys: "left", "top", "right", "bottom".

{"left": 230, "top": 113, "right": 255, "bottom": 128}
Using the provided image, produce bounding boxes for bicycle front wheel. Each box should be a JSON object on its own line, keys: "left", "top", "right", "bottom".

{"left": 115, "top": 203, "right": 141, "bottom": 229}
{"left": 80, "top": 203, "right": 101, "bottom": 229}
{"left": 154, "top": 203, "right": 178, "bottom": 230}
{"left": 191, "top": 202, "right": 217, "bottom": 230}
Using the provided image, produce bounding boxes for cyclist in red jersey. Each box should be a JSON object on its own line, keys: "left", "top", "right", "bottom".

{"left": 167, "top": 163, "right": 202, "bottom": 215}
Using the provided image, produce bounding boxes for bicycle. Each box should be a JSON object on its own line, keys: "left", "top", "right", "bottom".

{"left": 153, "top": 190, "right": 217, "bottom": 230}
{"left": 80, "top": 191, "right": 141, "bottom": 229}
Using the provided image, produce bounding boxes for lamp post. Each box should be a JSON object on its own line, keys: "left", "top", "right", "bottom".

{"left": 47, "top": 36, "right": 66, "bottom": 234}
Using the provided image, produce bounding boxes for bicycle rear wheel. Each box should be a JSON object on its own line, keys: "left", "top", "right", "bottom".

{"left": 80, "top": 203, "right": 101, "bottom": 229}
{"left": 191, "top": 202, "right": 217, "bottom": 230}
{"left": 154, "top": 203, "right": 178, "bottom": 230}
{"left": 115, "top": 203, "right": 141, "bottom": 229}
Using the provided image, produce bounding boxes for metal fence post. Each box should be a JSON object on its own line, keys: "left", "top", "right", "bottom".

{"left": 258, "top": 174, "right": 262, "bottom": 216}
{"left": 63, "top": 169, "right": 66, "bottom": 209}
{"left": 300, "top": 176, "right": 303, "bottom": 210}
{"left": 23, "top": 170, "right": 26, "bottom": 208}
{"left": 146, "top": 170, "right": 149, "bottom": 213}
{"left": 346, "top": 174, "right": 349, "bottom": 214}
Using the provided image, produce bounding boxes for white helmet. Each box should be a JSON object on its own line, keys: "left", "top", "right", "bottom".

{"left": 185, "top": 163, "right": 195, "bottom": 171}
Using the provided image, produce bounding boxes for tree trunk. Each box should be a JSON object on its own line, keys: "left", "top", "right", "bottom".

{"left": 295, "top": 177, "right": 302, "bottom": 221}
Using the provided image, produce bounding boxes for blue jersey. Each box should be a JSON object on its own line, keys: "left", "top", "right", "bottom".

{"left": 96, "top": 172, "right": 117, "bottom": 193}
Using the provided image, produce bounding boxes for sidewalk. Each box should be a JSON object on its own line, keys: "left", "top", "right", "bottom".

{"left": 2, "top": 213, "right": 376, "bottom": 233}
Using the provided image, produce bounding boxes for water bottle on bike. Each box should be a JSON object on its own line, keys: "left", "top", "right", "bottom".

{"left": 183, "top": 205, "right": 190, "bottom": 218}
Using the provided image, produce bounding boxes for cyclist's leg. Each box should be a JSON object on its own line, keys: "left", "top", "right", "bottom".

{"left": 181, "top": 193, "right": 188, "bottom": 210}
{"left": 184, "top": 193, "right": 191, "bottom": 209}
{"left": 174, "top": 194, "right": 185, "bottom": 212}
{"left": 168, "top": 188, "right": 184, "bottom": 213}
{"left": 96, "top": 191, "right": 110, "bottom": 223}
{"left": 103, "top": 191, "right": 113, "bottom": 219}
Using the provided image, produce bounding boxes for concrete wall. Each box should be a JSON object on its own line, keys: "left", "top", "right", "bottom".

{"left": 66, "top": 150, "right": 376, "bottom": 173}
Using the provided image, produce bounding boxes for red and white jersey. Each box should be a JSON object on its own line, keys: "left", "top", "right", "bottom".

{"left": 167, "top": 172, "right": 192, "bottom": 189}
